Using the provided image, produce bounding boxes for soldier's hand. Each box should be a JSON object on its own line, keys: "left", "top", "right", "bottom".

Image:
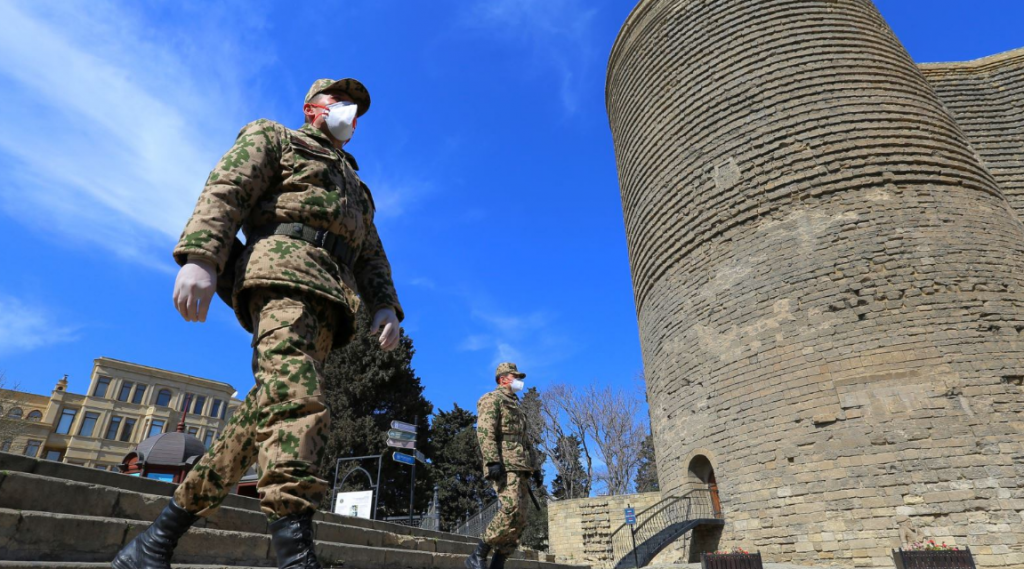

{"left": 370, "top": 307, "right": 400, "bottom": 351}
{"left": 485, "top": 462, "right": 506, "bottom": 481}
{"left": 173, "top": 259, "right": 218, "bottom": 323}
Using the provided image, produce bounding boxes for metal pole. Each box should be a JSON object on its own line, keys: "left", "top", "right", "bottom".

{"left": 409, "top": 415, "right": 418, "bottom": 525}
{"left": 629, "top": 503, "right": 640, "bottom": 569}
{"left": 374, "top": 453, "right": 383, "bottom": 520}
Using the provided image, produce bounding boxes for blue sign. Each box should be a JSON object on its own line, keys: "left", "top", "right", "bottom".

{"left": 392, "top": 451, "right": 416, "bottom": 466}
{"left": 624, "top": 507, "right": 636, "bottom": 525}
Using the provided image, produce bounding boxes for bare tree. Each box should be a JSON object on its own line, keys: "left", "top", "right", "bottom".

{"left": 541, "top": 383, "right": 648, "bottom": 496}
{"left": 539, "top": 384, "right": 595, "bottom": 498}
{"left": 0, "top": 371, "right": 30, "bottom": 451}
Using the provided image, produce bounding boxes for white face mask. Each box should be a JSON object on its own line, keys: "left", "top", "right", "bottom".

{"left": 323, "top": 101, "right": 357, "bottom": 143}
{"left": 510, "top": 379, "right": 525, "bottom": 393}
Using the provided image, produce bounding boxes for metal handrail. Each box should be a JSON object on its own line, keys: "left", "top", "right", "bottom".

{"left": 453, "top": 498, "right": 500, "bottom": 537}
{"left": 609, "top": 486, "right": 724, "bottom": 568}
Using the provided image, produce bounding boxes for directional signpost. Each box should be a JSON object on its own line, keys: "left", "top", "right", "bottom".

{"left": 625, "top": 506, "right": 639, "bottom": 568}
{"left": 385, "top": 417, "right": 422, "bottom": 524}
{"left": 392, "top": 452, "right": 416, "bottom": 466}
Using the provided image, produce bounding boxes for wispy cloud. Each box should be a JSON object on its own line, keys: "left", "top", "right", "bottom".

{"left": 0, "top": 1, "right": 268, "bottom": 268}
{"left": 466, "top": 307, "right": 576, "bottom": 371}
{"left": 0, "top": 294, "right": 78, "bottom": 356}
{"left": 461, "top": 0, "right": 599, "bottom": 115}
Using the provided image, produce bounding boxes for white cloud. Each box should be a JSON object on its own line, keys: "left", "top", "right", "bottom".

{"left": 462, "top": 0, "right": 598, "bottom": 115}
{"left": 0, "top": 1, "right": 266, "bottom": 266}
{"left": 0, "top": 294, "right": 78, "bottom": 356}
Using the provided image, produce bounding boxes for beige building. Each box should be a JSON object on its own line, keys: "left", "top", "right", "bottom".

{"left": 0, "top": 357, "right": 241, "bottom": 471}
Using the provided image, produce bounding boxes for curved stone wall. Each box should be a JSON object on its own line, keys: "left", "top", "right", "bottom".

{"left": 607, "top": 1, "right": 1024, "bottom": 566}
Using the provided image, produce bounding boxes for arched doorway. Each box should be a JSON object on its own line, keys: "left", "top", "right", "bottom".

{"left": 686, "top": 455, "right": 723, "bottom": 560}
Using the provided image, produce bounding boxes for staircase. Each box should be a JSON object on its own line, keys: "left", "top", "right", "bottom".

{"left": 0, "top": 452, "right": 585, "bottom": 569}
{"left": 608, "top": 488, "right": 724, "bottom": 569}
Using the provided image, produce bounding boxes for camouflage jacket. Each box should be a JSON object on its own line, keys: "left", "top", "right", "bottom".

{"left": 476, "top": 387, "right": 538, "bottom": 473}
{"left": 173, "top": 120, "right": 403, "bottom": 341}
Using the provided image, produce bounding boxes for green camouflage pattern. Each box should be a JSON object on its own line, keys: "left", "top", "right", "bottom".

{"left": 174, "top": 288, "right": 338, "bottom": 520}
{"left": 476, "top": 387, "right": 537, "bottom": 472}
{"left": 494, "top": 362, "right": 526, "bottom": 379}
{"left": 483, "top": 470, "right": 530, "bottom": 556}
{"left": 304, "top": 78, "right": 371, "bottom": 117}
{"left": 173, "top": 119, "right": 402, "bottom": 344}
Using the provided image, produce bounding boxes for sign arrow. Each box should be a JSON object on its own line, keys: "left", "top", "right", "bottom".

{"left": 387, "top": 438, "right": 415, "bottom": 449}
{"left": 391, "top": 420, "right": 417, "bottom": 434}
{"left": 414, "top": 450, "right": 427, "bottom": 464}
{"left": 392, "top": 451, "right": 416, "bottom": 466}
{"left": 387, "top": 429, "right": 417, "bottom": 441}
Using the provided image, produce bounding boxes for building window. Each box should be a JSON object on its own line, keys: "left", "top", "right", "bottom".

{"left": 131, "top": 385, "right": 147, "bottom": 405}
{"left": 78, "top": 412, "right": 100, "bottom": 437}
{"left": 117, "top": 382, "right": 134, "bottom": 402}
{"left": 26, "top": 410, "right": 42, "bottom": 421}
{"left": 94, "top": 465, "right": 107, "bottom": 470}
{"left": 210, "top": 399, "right": 223, "bottom": 419}
{"left": 180, "top": 393, "right": 194, "bottom": 412}
{"left": 55, "top": 408, "right": 79, "bottom": 435}
{"left": 105, "top": 416, "right": 123, "bottom": 440}
{"left": 94, "top": 377, "right": 112, "bottom": 398}
{"left": 8, "top": 407, "right": 22, "bottom": 419}
{"left": 156, "top": 389, "right": 172, "bottom": 407}
{"left": 203, "top": 430, "right": 215, "bottom": 449}
{"left": 193, "top": 395, "right": 207, "bottom": 416}
{"left": 120, "top": 418, "right": 137, "bottom": 442}
{"left": 147, "top": 419, "right": 166, "bottom": 438}
{"left": 1, "top": 440, "right": 10, "bottom": 452}
{"left": 44, "top": 449, "right": 63, "bottom": 462}
{"left": 187, "top": 426, "right": 199, "bottom": 436}
{"left": 24, "top": 440, "right": 41, "bottom": 457}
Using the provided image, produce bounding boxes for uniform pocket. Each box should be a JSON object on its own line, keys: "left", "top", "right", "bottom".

{"left": 250, "top": 298, "right": 305, "bottom": 348}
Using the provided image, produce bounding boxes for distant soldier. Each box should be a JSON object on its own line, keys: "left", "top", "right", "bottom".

{"left": 113, "top": 78, "right": 403, "bottom": 569}
{"left": 467, "top": 362, "right": 539, "bottom": 569}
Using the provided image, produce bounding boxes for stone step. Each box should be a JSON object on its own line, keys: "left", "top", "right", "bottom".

{"left": 0, "top": 455, "right": 584, "bottom": 569}
{"left": 0, "top": 470, "right": 489, "bottom": 558}
{"left": 0, "top": 453, "right": 482, "bottom": 547}
{"left": 0, "top": 509, "right": 567, "bottom": 568}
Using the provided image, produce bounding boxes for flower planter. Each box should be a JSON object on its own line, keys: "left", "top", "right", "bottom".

{"left": 892, "top": 546, "right": 976, "bottom": 569}
{"left": 700, "top": 551, "right": 763, "bottom": 569}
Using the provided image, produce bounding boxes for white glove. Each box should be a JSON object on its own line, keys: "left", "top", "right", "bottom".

{"left": 370, "top": 307, "right": 400, "bottom": 351}
{"left": 173, "top": 259, "right": 218, "bottom": 323}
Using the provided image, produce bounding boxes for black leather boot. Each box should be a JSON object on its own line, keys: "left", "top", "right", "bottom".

{"left": 465, "top": 540, "right": 491, "bottom": 569}
{"left": 270, "top": 514, "right": 322, "bottom": 568}
{"left": 111, "top": 499, "right": 199, "bottom": 569}
{"left": 489, "top": 551, "right": 508, "bottom": 569}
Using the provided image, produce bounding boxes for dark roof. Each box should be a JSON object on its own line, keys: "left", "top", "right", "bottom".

{"left": 134, "top": 432, "right": 206, "bottom": 467}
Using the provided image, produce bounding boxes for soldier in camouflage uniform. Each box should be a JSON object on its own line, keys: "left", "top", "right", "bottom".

{"left": 113, "top": 78, "right": 403, "bottom": 569}
{"left": 466, "top": 362, "right": 539, "bottom": 569}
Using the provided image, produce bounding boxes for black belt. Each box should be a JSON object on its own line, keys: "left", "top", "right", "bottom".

{"left": 257, "top": 223, "right": 359, "bottom": 268}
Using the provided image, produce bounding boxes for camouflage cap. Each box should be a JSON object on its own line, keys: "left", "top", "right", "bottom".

{"left": 304, "top": 78, "right": 371, "bottom": 117}
{"left": 495, "top": 362, "right": 526, "bottom": 379}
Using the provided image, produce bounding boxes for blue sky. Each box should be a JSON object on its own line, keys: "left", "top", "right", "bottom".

{"left": 1, "top": 0, "right": 1022, "bottom": 423}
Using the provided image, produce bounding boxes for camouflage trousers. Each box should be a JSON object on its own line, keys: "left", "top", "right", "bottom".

{"left": 483, "top": 470, "right": 530, "bottom": 556}
{"left": 174, "top": 288, "right": 338, "bottom": 520}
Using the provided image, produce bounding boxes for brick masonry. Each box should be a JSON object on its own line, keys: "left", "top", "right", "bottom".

{"left": 606, "top": 1, "right": 1024, "bottom": 568}
{"left": 548, "top": 492, "right": 662, "bottom": 566}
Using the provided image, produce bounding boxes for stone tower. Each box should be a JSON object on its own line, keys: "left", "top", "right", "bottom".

{"left": 607, "top": 1, "right": 1024, "bottom": 567}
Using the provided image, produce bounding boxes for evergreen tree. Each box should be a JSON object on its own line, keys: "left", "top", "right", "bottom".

{"left": 317, "top": 309, "right": 434, "bottom": 519}
{"left": 635, "top": 432, "right": 659, "bottom": 493}
{"left": 519, "top": 387, "right": 549, "bottom": 550}
{"left": 550, "top": 434, "right": 590, "bottom": 500}
{"left": 428, "top": 403, "right": 494, "bottom": 531}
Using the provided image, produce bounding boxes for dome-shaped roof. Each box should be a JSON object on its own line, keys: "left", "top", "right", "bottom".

{"left": 134, "top": 431, "right": 205, "bottom": 467}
